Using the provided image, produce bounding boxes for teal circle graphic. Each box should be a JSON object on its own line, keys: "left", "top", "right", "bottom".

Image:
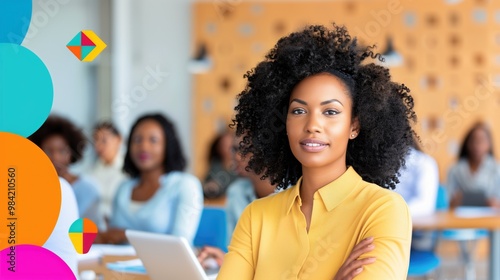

{"left": 0, "top": 0, "right": 32, "bottom": 44}
{"left": 0, "top": 43, "right": 53, "bottom": 137}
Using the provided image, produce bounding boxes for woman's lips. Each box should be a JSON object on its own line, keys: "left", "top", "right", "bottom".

{"left": 137, "top": 153, "right": 150, "bottom": 161}
{"left": 300, "top": 139, "right": 329, "bottom": 152}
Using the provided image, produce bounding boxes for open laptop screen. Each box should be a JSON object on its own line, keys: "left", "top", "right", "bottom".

{"left": 125, "top": 230, "right": 218, "bottom": 280}
{"left": 461, "top": 190, "right": 489, "bottom": 207}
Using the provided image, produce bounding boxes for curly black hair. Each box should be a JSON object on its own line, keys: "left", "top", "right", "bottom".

{"left": 93, "top": 121, "right": 121, "bottom": 137}
{"left": 29, "top": 115, "right": 87, "bottom": 163}
{"left": 458, "top": 122, "right": 494, "bottom": 159}
{"left": 123, "top": 113, "right": 186, "bottom": 177}
{"left": 232, "top": 23, "right": 417, "bottom": 190}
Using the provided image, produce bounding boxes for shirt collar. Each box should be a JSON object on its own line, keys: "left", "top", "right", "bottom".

{"left": 98, "top": 151, "right": 124, "bottom": 168}
{"left": 285, "top": 166, "right": 362, "bottom": 214}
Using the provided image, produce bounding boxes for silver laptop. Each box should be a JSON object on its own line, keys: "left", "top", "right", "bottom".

{"left": 125, "top": 230, "right": 218, "bottom": 280}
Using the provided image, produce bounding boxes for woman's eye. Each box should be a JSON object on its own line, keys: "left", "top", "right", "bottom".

{"left": 291, "top": 108, "right": 305, "bottom": 114}
{"left": 132, "top": 136, "right": 142, "bottom": 144}
{"left": 325, "top": 109, "right": 339, "bottom": 115}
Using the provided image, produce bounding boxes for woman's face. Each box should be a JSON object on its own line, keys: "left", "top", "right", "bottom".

{"left": 130, "top": 119, "right": 166, "bottom": 173}
{"left": 93, "top": 128, "right": 121, "bottom": 163}
{"left": 41, "top": 134, "right": 72, "bottom": 175}
{"left": 467, "top": 127, "right": 491, "bottom": 161}
{"left": 286, "top": 73, "right": 358, "bottom": 170}
{"left": 218, "top": 133, "right": 234, "bottom": 162}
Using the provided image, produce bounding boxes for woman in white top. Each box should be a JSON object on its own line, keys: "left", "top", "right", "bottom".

{"left": 89, "top": 121, "right": 127, "bottom": 221}
{"left": 447, "top": 122, "right": 500, "bottom": 207}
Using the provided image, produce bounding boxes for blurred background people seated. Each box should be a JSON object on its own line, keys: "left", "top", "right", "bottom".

{"left": 202, "top": 131, "right": 239, "bottom": 200}
{"left": 198, "top": 134, "right": 276, "bottom": 268}
{"left": 97, "top": 113, "right": 203, "bottom": 245}
{"left": 447, "top": 122, "right": 500, "bottom": 208}
{"left": 226, "top": 135, "right": 276, "bottom": 236}
{"left": 394, "top": 137, "right": 439, "bottom": 251}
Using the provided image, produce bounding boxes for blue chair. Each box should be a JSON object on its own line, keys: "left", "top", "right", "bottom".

{"left": 407, "top": 185, "right": 446, "bottom": 278}
{"left": 438, "top": 186, "right": 488, "bottom": 280}
{"left": 408, "top": 250, "right": 441, "bottom": 278}
{"left": 435, "top": 185, "right": 449, "bottom": 212}
{"left": 193, "top": 207, "right": 228, "bottom": 252}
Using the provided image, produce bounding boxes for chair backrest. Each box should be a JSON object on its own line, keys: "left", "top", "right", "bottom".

{"left": 193, "top": 207, "right": 227, "bottom": 251}
{"left": 436, "top": 184, "right": 449, "bottom": 211}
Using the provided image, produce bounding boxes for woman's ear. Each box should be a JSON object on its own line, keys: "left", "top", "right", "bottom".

{"left": 350, "top": 117, "right": 360, "bottom": 139}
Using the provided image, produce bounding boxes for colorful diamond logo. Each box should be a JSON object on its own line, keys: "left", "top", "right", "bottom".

{"left": 68, "top": 218, "right": 98, "bottom": 254}
{"left": 66, "top": 30, "right": 106, "bottom": 62}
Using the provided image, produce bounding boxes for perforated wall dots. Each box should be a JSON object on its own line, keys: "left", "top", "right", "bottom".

{"left": 449, "top": 96, "right": 459, "bottom": 109}
{"left": 450, "top": 55, "right": 460, "bottom": 67}
{"left": 404, "top": 12, "right": 417, "bottom": 27}
{"left": 449, "top": 12, "right": 460, "bottom": 26}
{"left": 474, "top": 53, "right": 485, "bottom": 67}
{"left": 274, "top": 21, "right": 286, "bottom": 36}
{"left": 427, "top": 14, "right": 439, "bottom": 26}
{"left": 203, "top": 97, "right": 214, "bottom": 113}
{"left": 472, "top": 8, "right": 487, "bottom": 23}
{"left": 252, "top": 42, "right": 264, "bottom": 54}
{"left": 220, "top": 77, "right": 232, "bottom": 93}
{"left": 495, "top": 10, "right": 500, "bottom": 23}
{"left": 449, "top": 34, "right": 461, "bottom": 48}
{"left": 238, "top": 23, "right": 254, "bottom": 37}
{"left": 206, "top": 23, "right": 217, "bottom": 34}
{"left": 406, "top": 57, "right": 415, "bottom": 71}
{"left": 251, "top": 4, "right": 263, "bottom": 15}
{"left": 495, "top": 33, "right": 500, "bottom": 45}
{"left": 345, "top": 2, "right": 357, "bottom": 13}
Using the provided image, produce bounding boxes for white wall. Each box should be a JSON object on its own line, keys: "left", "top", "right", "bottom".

{"left": 113, "top": 0, "right": 194, "bottom": 171}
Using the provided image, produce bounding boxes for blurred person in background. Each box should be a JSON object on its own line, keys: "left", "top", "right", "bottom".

{"left": 29, "top": 115, "right": 105, "bottom": 230}
{"left": 225, "top": 134, "right": 276, "bottom": 236}
{"left": 88, "top": 121, "right": 127, "bottom": 224}
{"left": 394, "top": 137, "right": 439, "bottom": 250}
{"left": 198, "top": 134, "right": 276, "bottom": 269}
{"left": 202, "top": 131, "right": 239, "bottom": 199}
{"left": 97, "top": 113, "right": 203, "bottom": 244}
{"left": 394, "top": 137, "right": 439, "bottom": 217}
{"left": 447, "top": 122, "right": 500, "bottom": 208}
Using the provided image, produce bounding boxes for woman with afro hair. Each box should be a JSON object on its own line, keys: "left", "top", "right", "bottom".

{"left": 217, "top": 23, "right": 416, "bottom": 280}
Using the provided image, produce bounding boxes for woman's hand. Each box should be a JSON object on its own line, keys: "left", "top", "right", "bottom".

{"left": 333, "top": 237, "right": 376, "bottom": 280}
{"left": 450, "top": 192, "right": 463, "bottom": 209}
{"left": 197, "top": 246, "right": 225, "bottom": 267}
{"left": 95, "top": 229, "right": 127, "bottom": 244}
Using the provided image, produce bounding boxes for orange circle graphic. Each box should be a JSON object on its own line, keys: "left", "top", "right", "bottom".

{"left": 0, "top": 132, "right": 61, "bottom": 250}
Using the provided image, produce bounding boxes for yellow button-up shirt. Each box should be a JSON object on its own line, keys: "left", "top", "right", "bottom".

{"left": 217, "top": 167, "right": 411, "bottom": 280}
